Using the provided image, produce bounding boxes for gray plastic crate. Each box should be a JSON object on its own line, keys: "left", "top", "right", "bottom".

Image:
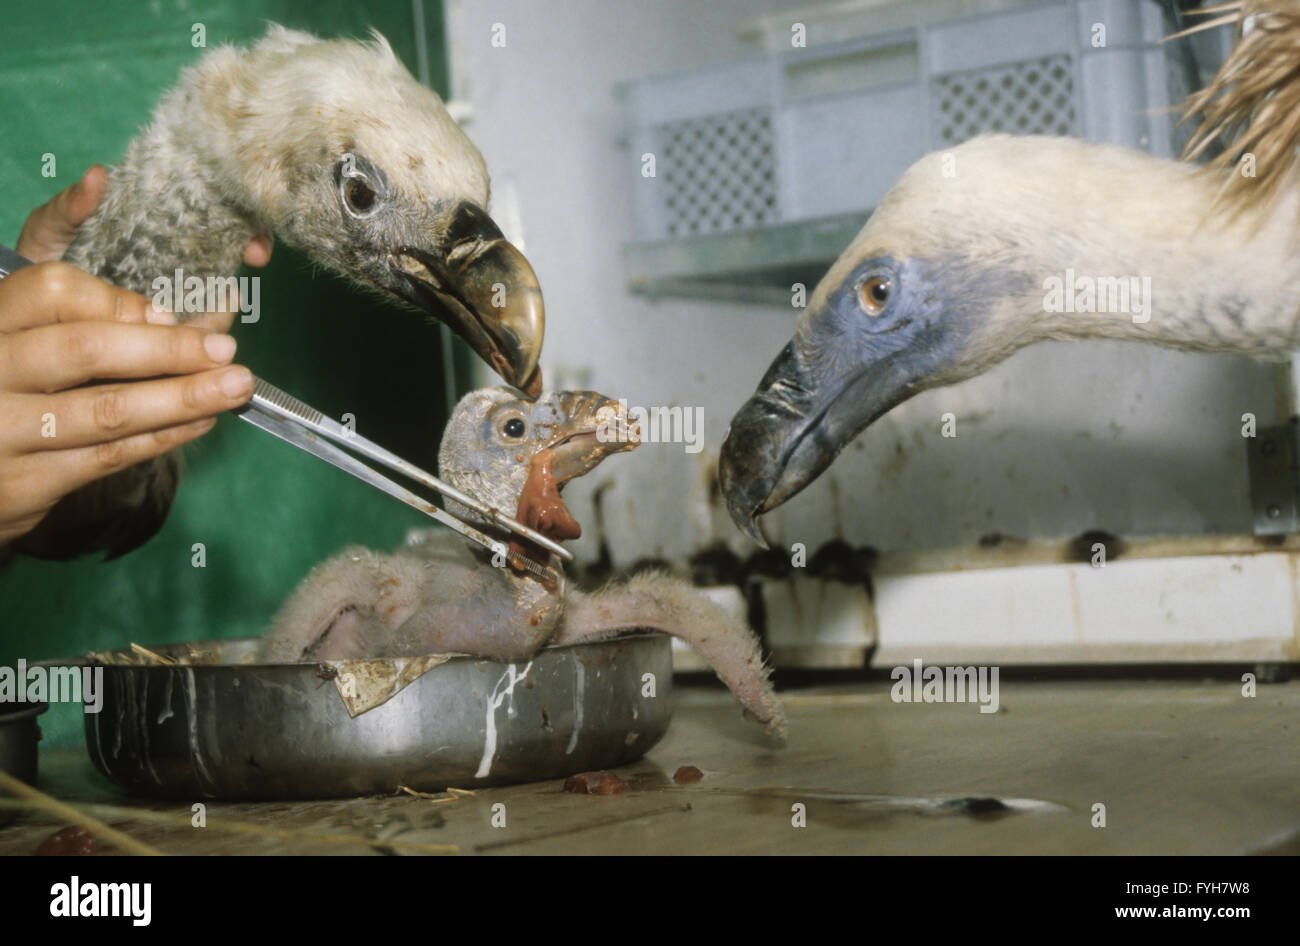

{"left": 622, "top": 0, "right": 1226, "bottom": 245}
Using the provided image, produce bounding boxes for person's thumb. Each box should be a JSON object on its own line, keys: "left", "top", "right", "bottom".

{"left": 15, "top": 165, "right": 109, "bottom": 263}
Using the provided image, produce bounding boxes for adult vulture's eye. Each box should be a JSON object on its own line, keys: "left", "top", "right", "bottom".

{"left": 857, "top": 276, "right": 891, "bottom": 315}
{"left": 502, "top": 417, "right": 526, "bottom": 439}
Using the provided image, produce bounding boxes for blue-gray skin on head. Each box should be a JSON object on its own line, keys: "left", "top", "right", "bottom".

{"left": 439, "top": 388, "right": 569, "bottom": 526}
{"left": 439, "top": 387, "right": 635, "bottom": 541}
{"left": 719, "top": 253, "right": 982, "bottom": 543}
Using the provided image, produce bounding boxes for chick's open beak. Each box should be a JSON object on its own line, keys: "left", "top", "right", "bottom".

{"left": 544, "top": 391, "right": 642, "bottom": 483}
{"left": 510, "top": 391, "right": 640, "bottom": 564}
{"left": 393, "top": 201, "right": 545, "bottom": 398}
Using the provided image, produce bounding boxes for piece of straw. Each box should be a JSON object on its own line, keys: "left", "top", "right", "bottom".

{"left": 0, "top": 769, "right": 164, "bottom": 856}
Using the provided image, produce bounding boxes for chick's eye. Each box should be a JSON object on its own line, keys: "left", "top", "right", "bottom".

{"left": 502, "top": 418, "right": 526, "bottom": 439}
{"left": 857, "top": 276, "right": 891, "bottom": 315}
{"left": 344, "top": 178, "right": 376, "bottom": 214}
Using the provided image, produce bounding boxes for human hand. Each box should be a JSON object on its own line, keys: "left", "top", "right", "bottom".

{"left": 0, "top": 263, "right": 254, "bottom": 547}
{"left": 1, "top": 166, "right": 275, "bottom": 548}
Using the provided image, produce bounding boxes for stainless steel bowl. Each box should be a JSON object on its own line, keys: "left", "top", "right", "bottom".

{"left": 84, "top": 633, "right": 672, "bottom": 799}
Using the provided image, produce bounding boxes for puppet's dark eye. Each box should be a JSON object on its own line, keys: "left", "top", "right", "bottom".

{"left": 344, "top": 178, "right": 376, "bottom": 214}
{"left": 336, "top": 153, "right": 386, "bottom": 219}
{"left": 502, "top": 417, "right": 526, "bottom": 439}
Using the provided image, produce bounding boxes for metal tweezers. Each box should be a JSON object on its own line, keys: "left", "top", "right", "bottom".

{"left": 0, "top": 244, "right": 567, "bottom": 582}
{"left": 234, "top": 379, "right": 568, "bottom": 581}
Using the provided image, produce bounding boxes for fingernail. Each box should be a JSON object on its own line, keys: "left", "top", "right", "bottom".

{"left": 219, "top": 365, "right": 253, "bottom": 398}
{"left": 145, "top": 304, "right": 176, "bottom": 325}
{"left": 204, "top": 334, "right": 237, "bottom": 362}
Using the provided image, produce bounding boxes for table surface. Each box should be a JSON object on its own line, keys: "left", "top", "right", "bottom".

{"left": 2, "top": 676, "right": 1297, "bottom": 855}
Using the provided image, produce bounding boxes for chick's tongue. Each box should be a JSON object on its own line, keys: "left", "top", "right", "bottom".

{"left": 511, "top": 449, "right": 581, "bottom": 565}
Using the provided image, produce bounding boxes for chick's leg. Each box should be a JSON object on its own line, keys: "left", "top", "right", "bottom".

{"left": 256, "top": 547, "right": 428, "bottom": 663}
{"left": 551, "top": 572, "right": 786, "bottom": 740}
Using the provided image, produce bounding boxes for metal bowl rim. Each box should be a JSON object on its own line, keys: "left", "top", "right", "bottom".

{"left": 83, "top": 629, "right": 667, "bottom": 672}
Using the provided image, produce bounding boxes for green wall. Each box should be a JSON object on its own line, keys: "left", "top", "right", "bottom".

{"left": 0, "top": 0, "right": 462, "bottom": 744}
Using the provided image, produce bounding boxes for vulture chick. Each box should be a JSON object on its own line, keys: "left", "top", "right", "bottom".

{"left": 17, "top": 24, "right": 543, "bottom": 560}
{"left": 720, "top": 1, "right": 1300, "bottom": 540}
{"left": 257, "top": 387, "right": 787, "bottom": 739}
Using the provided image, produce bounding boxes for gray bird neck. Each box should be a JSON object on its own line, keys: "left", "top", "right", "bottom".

{"left": 62, "top": 89, "right": 260, "bottom": 307}
{"left": 443, "top": 482, "right": 566, "bottom": 611}
{"left": 463, "top": 538, "right": 568, "bottom": 646}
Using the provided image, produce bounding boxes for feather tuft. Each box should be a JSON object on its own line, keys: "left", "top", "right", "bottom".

{"left": 1179, "top": 1, "right": 1300, "bottom": 218}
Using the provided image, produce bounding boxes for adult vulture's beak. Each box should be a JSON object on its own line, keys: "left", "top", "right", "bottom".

{"left": 393, "top": 201, "right": 545, "bottom": 398}
{"left": 718, "top": 337, "right": 916, "bottom": 546}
